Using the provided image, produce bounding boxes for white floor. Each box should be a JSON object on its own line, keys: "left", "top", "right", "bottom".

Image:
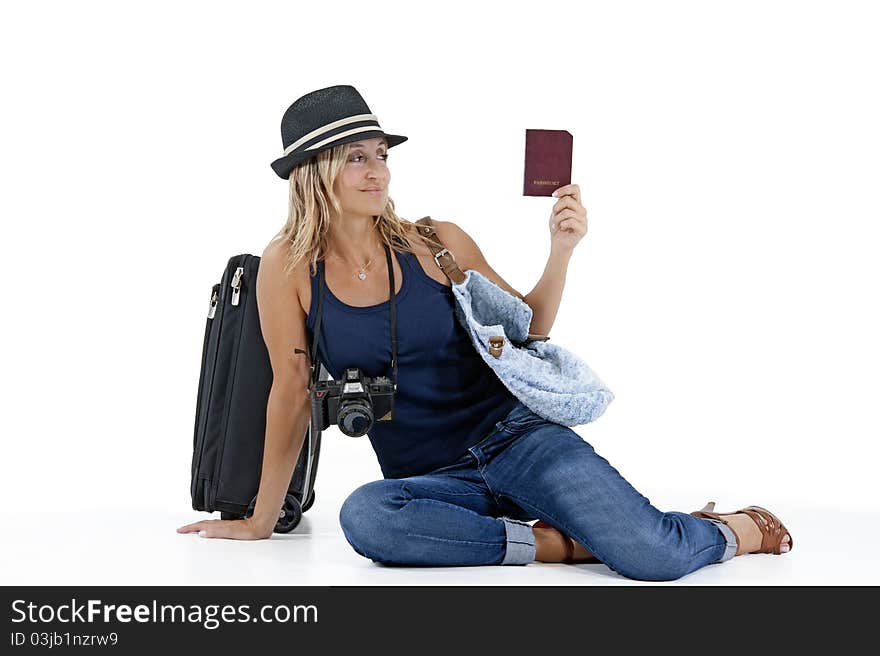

{"left": 3, "top": 503, "right": 877, "bottom": 586}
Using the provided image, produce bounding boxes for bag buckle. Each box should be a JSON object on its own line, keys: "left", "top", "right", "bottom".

{"left": 433, "top": 247, "right": 453, "bottom": 269}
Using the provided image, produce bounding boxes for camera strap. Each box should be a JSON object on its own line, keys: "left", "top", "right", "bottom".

{"left": 308, "top": 258, "right": 326, "bottom": 387}
{"left": 309, "top": 242, "right": 398, "bottom": 392}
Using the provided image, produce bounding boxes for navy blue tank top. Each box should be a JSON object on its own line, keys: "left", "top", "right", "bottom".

{"left": 305, "top": 246, "right": 518, "bottom": 479}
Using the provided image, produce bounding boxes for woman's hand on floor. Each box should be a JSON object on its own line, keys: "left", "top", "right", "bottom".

{"left": 176, "top": 516, "right": 273, "bottom": 540}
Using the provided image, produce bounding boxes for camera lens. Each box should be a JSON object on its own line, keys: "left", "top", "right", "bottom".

{"left": 337, "top": 398, "right": 373, "bottom": 437}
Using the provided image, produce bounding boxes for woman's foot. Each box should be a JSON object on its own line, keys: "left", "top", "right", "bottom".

{"left": 692, "top": 502, "right": 793, "bottom": 556}
{"left": 718, "top": 512, "right": 792, "bottom": 555}
{"left": 533, "top": 523, "right": 601, "bottom": 563}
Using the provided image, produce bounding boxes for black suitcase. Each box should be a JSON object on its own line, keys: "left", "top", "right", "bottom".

{"left": 190, "top": 253, "right": 327, "bottom": 533}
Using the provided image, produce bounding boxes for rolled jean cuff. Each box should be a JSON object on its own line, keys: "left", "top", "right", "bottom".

{"left": 500, "top": 518, "right": 536, "bottom": 565}
{"left": 704, "top": 518, "right": 738, "bottom": 563}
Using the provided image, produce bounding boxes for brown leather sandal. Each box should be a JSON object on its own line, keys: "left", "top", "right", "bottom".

{"left": 533, "top": 520, "right": 602, "bottom": 563}
{"left": 690, "top": 501, "right": 794, "bottom": 555}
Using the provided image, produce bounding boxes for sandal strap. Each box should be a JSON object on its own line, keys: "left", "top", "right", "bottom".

{"left": 690, "top": 509, "right": 727, "bottom": 524}
{"left": 736, "top": 506, "right": 792, "bottom": 554}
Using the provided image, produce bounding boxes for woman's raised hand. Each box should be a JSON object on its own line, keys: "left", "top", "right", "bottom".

{"left": 549, "top": 183, "right": 588, "bottom": 255}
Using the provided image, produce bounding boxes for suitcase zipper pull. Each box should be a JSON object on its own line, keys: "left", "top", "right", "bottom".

{"left": 230, "top": 267, "right": 244, "bottom": 306}
{"left": 207, "top": 287, "right": 219, "bottom": 319}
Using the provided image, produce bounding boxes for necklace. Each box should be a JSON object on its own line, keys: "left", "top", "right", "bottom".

{"left": 328, "top": 239, "right": 382, "bottom": 281}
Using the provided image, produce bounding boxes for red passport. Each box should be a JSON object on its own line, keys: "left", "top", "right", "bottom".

{"left": 523, "top": 129, "right": 573, "bottom": 196}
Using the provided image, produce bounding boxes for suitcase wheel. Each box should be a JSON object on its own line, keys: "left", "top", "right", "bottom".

{"left": 302, "top": 488, "right": 316, "bottom": 512}
{"left": 274, "top": 494, "right": 303, "bottom": 534}
{"left": 243, "top": 493, "right": 303, "bottom": 534}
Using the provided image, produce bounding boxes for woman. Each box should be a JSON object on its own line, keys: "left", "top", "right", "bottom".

{"left": 178, "top": 85, "right": 792, "bottom": 580}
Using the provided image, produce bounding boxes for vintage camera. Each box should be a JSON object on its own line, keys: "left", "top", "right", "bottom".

{"left": 309, "top": 367, "right": 395, "bottom": 437}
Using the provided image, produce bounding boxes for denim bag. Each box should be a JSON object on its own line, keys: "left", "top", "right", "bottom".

{"left": 414, "top": 217, "right": 615, "bottom": 427}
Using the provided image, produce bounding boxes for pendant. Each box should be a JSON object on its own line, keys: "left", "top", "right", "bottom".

{"left": 358, "top": 270, "right": 367, "bottom": 280}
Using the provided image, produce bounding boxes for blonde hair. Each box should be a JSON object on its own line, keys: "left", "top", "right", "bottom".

{"left": 272, "top": 141, "right": 419, "bottom": 278}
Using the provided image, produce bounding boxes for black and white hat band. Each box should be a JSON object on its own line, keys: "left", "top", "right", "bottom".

{"left": 281, "top": 113, "right": 384, "bottom": 157}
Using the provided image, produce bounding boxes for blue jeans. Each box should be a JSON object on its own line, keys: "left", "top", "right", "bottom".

{"left": 339, "top": 400, "right": 738, "bottom": 581}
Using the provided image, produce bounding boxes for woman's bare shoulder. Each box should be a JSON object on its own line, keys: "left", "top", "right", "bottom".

{"left": 260, "top": 236, "right": 311, "bottom": 315}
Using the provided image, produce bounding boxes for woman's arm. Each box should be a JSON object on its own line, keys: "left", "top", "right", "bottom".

{"left": 520, "top": 249, "right": 572, "bottom": 336}
{"left": 248, "top": 241, "right": 316, "bottom": 535}
{"left": 440, "top": 220, "right": 572, "bottom": 336}
{"left": 249, "top": 386, "right": 311, "bottom": 535}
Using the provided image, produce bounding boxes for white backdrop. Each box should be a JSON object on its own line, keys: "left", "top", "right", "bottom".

{"left": 2, "top": 1, "right": 878, "bottom": 583}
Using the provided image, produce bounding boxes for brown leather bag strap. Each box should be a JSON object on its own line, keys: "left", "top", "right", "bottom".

{"left": 413, "top": 216, "right": 467, "bottom": 284}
